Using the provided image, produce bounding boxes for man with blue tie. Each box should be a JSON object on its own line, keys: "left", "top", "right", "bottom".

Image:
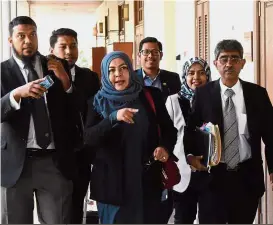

{"left": 184, "top": 39, "right": 273, "bottom": 223}
{"left": 135, "top": 37, "right": 181, "bottom": 223}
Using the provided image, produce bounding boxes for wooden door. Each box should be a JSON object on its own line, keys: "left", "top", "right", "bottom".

{"left": 92, "top": 47, "right": 106, "bottom": 81}
{"left": 255, "top": 1, "right": 273, "bottom": 224}
{"left": 135, "top": 24, "right": 144, "bottom": 69}
{"left": 113, "top": 42, "right": 134, "bottom": 63}
{"left": 195, "top": 0, "right": 210, "bottom": 63}
{"left": 134, "top": 0, "right": 144, "bottom": 69}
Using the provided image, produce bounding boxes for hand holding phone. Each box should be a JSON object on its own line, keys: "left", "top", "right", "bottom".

{"left": 39, "top": 75, "right": 54, "bottom": 89}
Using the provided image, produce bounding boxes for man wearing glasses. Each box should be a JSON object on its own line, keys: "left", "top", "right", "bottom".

{"left": 135, "top": 37, "right": 181, "bottom": 224}
{"left": 136, "top": 37, "right": 181, "bottom": 102}
{"left": 184, "top": 39, "right": 273, "bottom": 223}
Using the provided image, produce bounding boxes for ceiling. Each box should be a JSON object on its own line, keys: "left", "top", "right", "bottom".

{"left": 27, "top": 0, "right": 103, "bottom": 13}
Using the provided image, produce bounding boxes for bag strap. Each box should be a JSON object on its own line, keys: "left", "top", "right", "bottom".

{"left": 144, "top": 89, "right": 161, "bottom": 137}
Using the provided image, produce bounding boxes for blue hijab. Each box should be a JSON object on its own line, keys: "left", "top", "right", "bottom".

{"left": 93, "top": 51, "right": 143, "bottom": 118}
{"left": 179, "top": 57, "right": 211, "bottom": 101}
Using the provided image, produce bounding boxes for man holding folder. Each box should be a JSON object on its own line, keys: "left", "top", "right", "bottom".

{"left": 184, "top": 39, "right": 273, "bottom": 224}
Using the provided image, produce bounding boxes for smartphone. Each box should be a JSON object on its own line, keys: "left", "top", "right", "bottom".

{"left": 40, "top": 75, "right": 54, "bottom": 89}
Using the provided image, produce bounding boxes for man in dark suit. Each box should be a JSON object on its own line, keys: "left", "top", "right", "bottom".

{"left": 184, "top": 39, "right": 273, "bottom": 223}
{"left": 1, "top": 16, "right": 78, "bottom": 223}
{"left": 135, "top": 37, "right": 181, "bottom": 223}
{"left": 49, "top": 28, "right": 100, "bottom": 223}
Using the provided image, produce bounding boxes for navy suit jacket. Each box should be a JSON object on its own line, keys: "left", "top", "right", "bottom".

{"left": 135, "top": 68, "right": 181, "bottom": 102}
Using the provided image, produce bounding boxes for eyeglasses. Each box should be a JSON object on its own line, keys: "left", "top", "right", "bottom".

{"left": 218, "top": 57, "right": 242, "bottom": 65}
{"left": 140, "top": 49, "right": 161, "bottom": 56}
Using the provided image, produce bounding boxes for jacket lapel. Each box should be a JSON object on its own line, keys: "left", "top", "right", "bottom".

{"left": 74, "top": 65, "right": 81, "bottom": 85}
{"left": 159, "top": 71, "right": 170, "bottom": 98}
{"left": 8, "top": 57, "right": 26, "bottom": 86}
{"left": 39, "top": 54, "right": 49, "bottom": 77}
{"left": 241, "top": 80, "right": 254, "bottom": 141}
{"left": 210, "top": 80, "right": 224, "bottom": 136}
{"left": 136, "top": 68, "right": 144, "bottom": 85}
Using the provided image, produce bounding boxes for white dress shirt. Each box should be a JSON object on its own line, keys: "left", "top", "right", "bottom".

{"left": 9, "top": 55, "right": 56, "bottom": 149}
{"left": 166, "top": 94, "right": 191, "bottom": 193}
{"left": 70, "top": 66, "right": 76, "bottom": 82}
{"left": 219, "top": 79, "right": 252, "bottom": 162}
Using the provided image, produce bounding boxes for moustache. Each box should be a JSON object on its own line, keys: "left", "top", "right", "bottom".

{"left": 225, "top": 69, "right": 235, "bottom": 73}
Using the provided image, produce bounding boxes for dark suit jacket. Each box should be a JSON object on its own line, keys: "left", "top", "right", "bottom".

{"left": 184, "top": 79, "right": 273, "bottom": 197}
{"left": 178, "top": 94, "right": 191, "bottom": 125}
{"left": 72, "top": 65, "right": 100, "bottom": 175}
{"left": 135, "top": 68, "right": 181, "bottom": 102}
{"left": 73, "top": 65, "right": 100, "bottom": 122}
{"left": 84, "top": 87, "right": 177, "bottom": 205}
{"left": 1, "top": 55, "right": 78, "bottom": 187}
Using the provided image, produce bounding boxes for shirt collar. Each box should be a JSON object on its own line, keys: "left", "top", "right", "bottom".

{"left": 13, "top": 54, "right": 25, "bottom": 70}
{"left": 219, "top": 78, "right": 241, "bottom": 96}
{"left": 13, "top": 54, "right": 39, "bottom": 70}
{"left": 70, "top": 66, "right": 76, "bottom": 82}
{"left": 71, "top": 66, "right": 75, "bottom": 76}
{"left": 142, "top": 68, "right": 161, "bottom": 81}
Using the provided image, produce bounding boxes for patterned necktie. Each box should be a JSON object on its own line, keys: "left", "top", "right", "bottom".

{"left": 223, "top": 89, "right": 240, "bottom": 169}
{"left": 25, "top": 62, "right": 52, "bottom": 149}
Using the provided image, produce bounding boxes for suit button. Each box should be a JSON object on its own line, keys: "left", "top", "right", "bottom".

{"left": 45, "top": 133, "right": 49, "bottom": 137}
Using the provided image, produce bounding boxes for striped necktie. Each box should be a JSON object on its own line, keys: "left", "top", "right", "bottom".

{"left": 223, "top": 89, "right": 240, "bottom": 169}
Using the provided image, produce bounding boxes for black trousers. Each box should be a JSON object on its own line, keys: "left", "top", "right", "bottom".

{"left": 199, "top": 168, "right": 260, "bottom": 224}
{"left": 201, "top": 163, "right": 261, "bottom": 224}
{"left": 173, "top": 172, "right": 210, "bottom": 224}
{"left": 174, "top": 167, "right": 260, "bottom": 224}
{"left": 71, "top": 159, "right": 90, "bottom": 224}
{"left": 173, "top": 188, "right": 198, "bottom": 224}
{"left": 157, "top": 189, "right": 174, "bottom": 223}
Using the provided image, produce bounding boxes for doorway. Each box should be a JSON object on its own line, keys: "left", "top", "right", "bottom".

{"left": 254, "top": 1, "right": 273, "bottom": 224}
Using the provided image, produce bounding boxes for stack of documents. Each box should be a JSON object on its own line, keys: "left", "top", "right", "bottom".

{"left": 195, "top": 122, "right": 222, "bottom": 168}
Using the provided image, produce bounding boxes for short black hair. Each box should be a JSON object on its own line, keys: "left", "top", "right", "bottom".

{"left": 49, "top": 28, "right": 78, "bottom": 48}
{"left": 9, "top": 16, "right": 37, "bottom": 36}
{"left": 139, "top": 37, "right": 163, "bottom": 52}
{"left": 214, "top": 39, "right": 244, "bottom": 59}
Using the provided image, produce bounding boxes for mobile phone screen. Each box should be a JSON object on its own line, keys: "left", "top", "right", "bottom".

{"left": 40, "top": 75, "right": 54, "bottom": 89}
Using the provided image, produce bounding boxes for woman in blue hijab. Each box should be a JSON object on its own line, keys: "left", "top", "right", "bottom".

{"left": 84, "top": 51, "right": 177, "bottom": 224}
{"left": 165, "top": 57, "right": 211, "bottom": 224}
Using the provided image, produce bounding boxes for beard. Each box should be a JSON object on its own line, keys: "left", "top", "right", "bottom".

{"left": 12, "top": 45, "right": 37, "bottom": 65}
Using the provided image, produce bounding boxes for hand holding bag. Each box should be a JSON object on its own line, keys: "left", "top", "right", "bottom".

{"left": 144, "top": 88, "right": 181, "bottom": 189}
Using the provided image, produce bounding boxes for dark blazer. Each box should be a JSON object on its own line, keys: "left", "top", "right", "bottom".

{"left": 177, "top": 94, "right": 191, "bottom": 125}
{"left": 84, "top": 87, "right": 177, "bottom": 205}
{"left": 72, "top": 65, "right": 100, "bottom": 175}
{"left": 1, "top": 55, "right": 78, "bottom": 187}
{"left": 135, "top": 68, "right": 181, "bottom": 102}
{"left": 73, "top": 65, "right": 100, "bottom": 122}
{"left": 184, "top": 79, "right": 273, "bottom": 197}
